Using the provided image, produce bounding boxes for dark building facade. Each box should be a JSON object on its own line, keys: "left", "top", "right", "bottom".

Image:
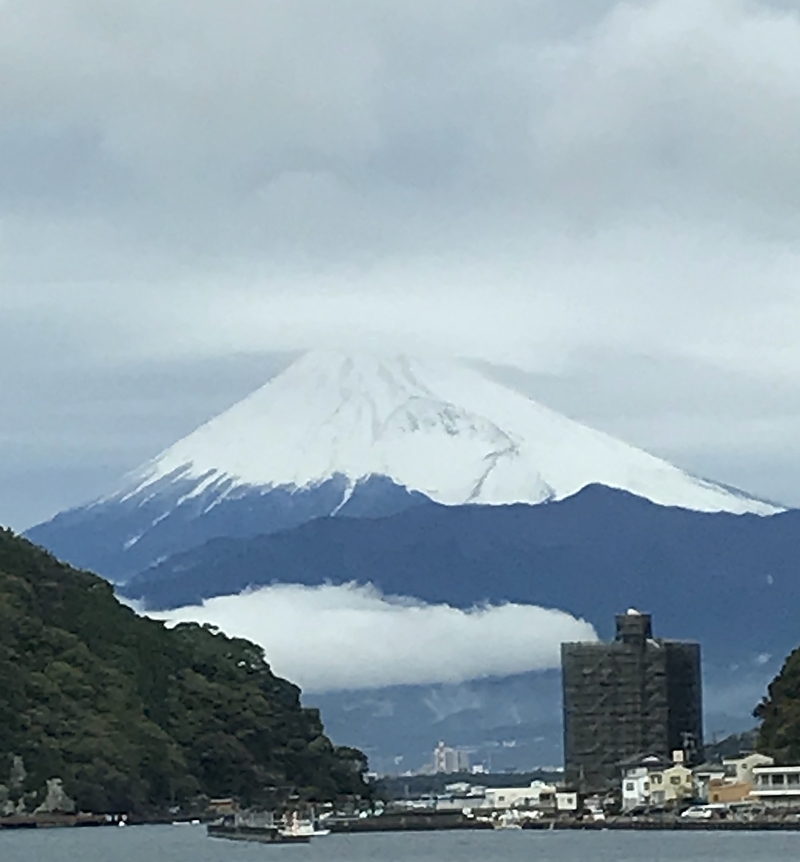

{"left": 561, "top": 611, "right": 703, "bottom": 792}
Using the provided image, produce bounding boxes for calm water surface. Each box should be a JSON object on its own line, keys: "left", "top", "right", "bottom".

{"left": 1, "top": 825, "right": 797, "bottom": 862}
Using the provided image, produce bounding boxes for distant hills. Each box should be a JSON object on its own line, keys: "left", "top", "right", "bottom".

{"left": 120, "top": 485, "right": 800, "bottom": 667}
{"left": 0, "top": 529, "right": 367, "bottom": 815}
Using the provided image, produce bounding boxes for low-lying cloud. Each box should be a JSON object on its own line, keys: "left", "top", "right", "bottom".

{"left": 146, "top": 583, "right": 596, "bottom": 693}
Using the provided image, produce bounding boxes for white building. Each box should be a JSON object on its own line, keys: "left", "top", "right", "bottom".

{"left": 622, "top": 765, "right": 652, "bottom": 811}
{"left": 433, "top": 742, "right": 470, "bottom": 774}
{"left": 621, "top": 752, "right": 694, "bottom": 811}
{"left": 752, "top": 765, "right": 800, "bottom": 806}
{"left": 722, "top": 753, "right": 774, "bottom": 785}
{"left": 556, "top": 791, "right": 579, "bottom": 813}
{"left": 621, "top": 755, "right": 670, "bottom": 811}
{"left": 484, "top": 781, "right": 557, "bottom": 811}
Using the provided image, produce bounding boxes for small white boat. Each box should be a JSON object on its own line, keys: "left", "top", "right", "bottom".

{"left": 493, "top": 811, "right": 523, "bottom": 830}
{"left": 280, "top": 813, "right": 331, "bottom": 838}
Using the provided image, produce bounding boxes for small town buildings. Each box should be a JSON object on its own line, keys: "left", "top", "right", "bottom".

{"left": 751, "top": 765, "right": 800, "bottom": 807}
{"left": 402, "top": 780, "right": 563, "bottom": 815}
{"left": 692, "top": 753, "right": 774, "bottom": 804}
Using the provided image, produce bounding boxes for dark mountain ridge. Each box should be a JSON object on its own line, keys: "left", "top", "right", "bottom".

{"left": 26, "top": 474, "right": 430, "bottom": 583}
{"left": 121, "top": 485, "right": 800, "bottom": 665}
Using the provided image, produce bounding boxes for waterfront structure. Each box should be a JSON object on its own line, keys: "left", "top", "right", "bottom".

{"left": 705, "top": 779, "right": 753, "bottom": 805}
{"left": 752, "top": 765, "right": 800, "bottom": 806}
{"left": 561, "top": 610, "right": 703, "bottom": 792}
{"left": 395, "top": 780, "right": 559, "bottom": 814}
{"left": 484, "top": 782, "right": 557, "bottom": 811}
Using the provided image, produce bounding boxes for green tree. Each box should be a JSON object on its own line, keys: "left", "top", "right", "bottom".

{"left": 0, "top": 528, "right": 368, "bottom": 814}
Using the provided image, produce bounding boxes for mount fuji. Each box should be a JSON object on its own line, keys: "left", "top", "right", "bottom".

{"left": 27, "top": 350, "right": 777, "bottom": 581}
{"left": 25, "top": 349, "right": 796, "bottom": 771}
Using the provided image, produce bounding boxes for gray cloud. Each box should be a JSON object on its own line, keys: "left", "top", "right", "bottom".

{"left": 3, "top": 0, "right": 800, "bottom": 526}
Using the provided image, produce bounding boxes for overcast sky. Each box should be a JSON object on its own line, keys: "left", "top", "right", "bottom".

{"left": 4, "top": 0, "right": 800, "bottom": 529}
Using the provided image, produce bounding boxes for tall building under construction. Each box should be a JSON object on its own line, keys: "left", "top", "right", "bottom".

{"left": 561, "top": 611, "right": 703, "bottom": 792}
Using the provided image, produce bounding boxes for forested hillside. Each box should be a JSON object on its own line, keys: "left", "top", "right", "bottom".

{"left": 756, "top": 645, "right": 800, "bottom": 764}
{"left": 0, "top": 529, "right": 367, "bottom": 815}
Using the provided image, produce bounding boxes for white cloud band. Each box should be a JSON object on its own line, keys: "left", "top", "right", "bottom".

{"left": 146, "top": 583, "right": 597, "bottom": 692}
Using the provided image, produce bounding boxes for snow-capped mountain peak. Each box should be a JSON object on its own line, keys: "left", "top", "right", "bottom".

{"left": 126, "top": 350, "right": 778, "bottom": 516}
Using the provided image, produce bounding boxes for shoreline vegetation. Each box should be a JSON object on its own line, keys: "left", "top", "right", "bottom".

{"left": 0, "top": 528, "right": 369, "bottom": 818}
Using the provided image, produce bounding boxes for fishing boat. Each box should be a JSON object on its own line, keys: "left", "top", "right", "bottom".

{"left": 207, "top": 812, "right": 311, "bottom": 844}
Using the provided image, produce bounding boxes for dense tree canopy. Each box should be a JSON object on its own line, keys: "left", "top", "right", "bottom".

{"left": 0, "top": 529, "right": 368, "bottom": 814}
{"left": 755, "top": 646, "right": 800, "bottom": 764}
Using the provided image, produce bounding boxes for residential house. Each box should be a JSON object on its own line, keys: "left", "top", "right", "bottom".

{"left": 722, "top": 753, "right": 774, "bottom": 786}
{"left": 621, "top": 754, "right": 671, "bottom": 812}
{"left": 622, "top": 751, "right": 695, "bottom": 811}
{"left": 648, "top": 757, "right": 695, "bottom": 807}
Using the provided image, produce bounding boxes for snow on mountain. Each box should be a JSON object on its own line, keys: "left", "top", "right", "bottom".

{"left": 123, "top": 350, "right": 777, "bottom": 516}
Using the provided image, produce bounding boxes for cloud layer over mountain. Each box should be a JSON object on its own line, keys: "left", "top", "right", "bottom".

{"left": 145, "top": 583, "right": 597, "bottom": 692}
{"left": 5, "top": 0, "right": 800, "bottom": 526}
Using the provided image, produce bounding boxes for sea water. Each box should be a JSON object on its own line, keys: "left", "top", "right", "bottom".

{"left": 1, "top": 826, "right": 799, "bottom": 862}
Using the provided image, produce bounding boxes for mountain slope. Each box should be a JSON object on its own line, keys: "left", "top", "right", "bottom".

{"left": 0, "top": 528, "right": 367, "bottom": 814}
{"left": 27, "top": 351, "right": 779, "bottom": 581}
{"left": 96, "top": 350, "right": 780, "bottom": 512}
